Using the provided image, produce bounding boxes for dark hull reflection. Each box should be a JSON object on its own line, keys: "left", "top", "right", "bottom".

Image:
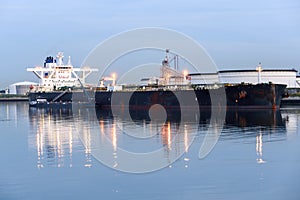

{"left": 225, "top": 110, "right": 284, "bottom": 127}
{"left": 29, "top": 106, "right": 73, "bottom": 120}
{"left": 28, "top": 106, "right": 286, "bottom": 128}
{"left": 95, "top": 107, "right": 285, "bottom": 128}
{"left": 28, "top": 105, "right": 287, "bottom": 169}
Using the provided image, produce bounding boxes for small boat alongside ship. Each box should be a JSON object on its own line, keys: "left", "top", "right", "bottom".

{"left": 27, "top": 51, "right": 287, "bottom": 110}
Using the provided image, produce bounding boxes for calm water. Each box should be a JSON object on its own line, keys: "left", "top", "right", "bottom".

{"left": 0, "top": 101, "right": 300, "bottom": 200}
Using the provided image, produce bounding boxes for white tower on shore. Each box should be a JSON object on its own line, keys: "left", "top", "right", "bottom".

{"left": 256, "top": 62, "right": 262, "bottom": 83}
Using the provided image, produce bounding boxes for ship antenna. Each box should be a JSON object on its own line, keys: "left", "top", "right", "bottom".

{"left": 67, "top": 56, "right": 72, "bottom": 66}
{"left": 57, "top": 52, "right": 64, "bottom": 66}
{"left": 165, "top": 49, "right": 169, "bottom": 65}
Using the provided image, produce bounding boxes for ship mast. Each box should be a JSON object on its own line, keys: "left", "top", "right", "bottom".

{"left": 57, "top": 52, "right": 64, "bottom": 66}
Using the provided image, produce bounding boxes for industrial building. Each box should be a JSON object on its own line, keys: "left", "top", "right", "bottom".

{"left": 189, "top": 68, "right": 300, "bottom": 89}
{"left": 9, "top": 81, "right": 38, "bottom": 95}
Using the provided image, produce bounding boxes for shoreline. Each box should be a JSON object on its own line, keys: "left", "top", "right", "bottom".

{"left": 0, "top": 97, "right": 28, "bottom": 101}
{"left": 281, "top": 97, "right": 300, "bottom": 107}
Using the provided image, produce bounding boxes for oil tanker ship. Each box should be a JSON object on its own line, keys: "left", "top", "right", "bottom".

{"left": 27, "top": 51, "right": 286, "bottom": 110}
{"left": 95, "top": 83, "right": 285, "bottom": 110}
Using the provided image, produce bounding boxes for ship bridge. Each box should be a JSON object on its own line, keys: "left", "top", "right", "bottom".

{"left": 27, "top": 52, "right": 98, "bottom": 91}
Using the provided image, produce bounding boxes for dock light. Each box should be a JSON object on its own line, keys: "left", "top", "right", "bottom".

{"left": 112, "top": 73, "right": 117, "bottom": 86}
{"left": 183, "top": 70, "right": 188, "bottom": 80}
{"left": 112, "top": 73, "right": 117, "bottom": 79}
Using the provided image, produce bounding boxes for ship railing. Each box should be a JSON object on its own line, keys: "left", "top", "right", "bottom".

{"left": 192, "top": 83, "right": 224, "bottom": 90}
{"left": 121, "top": 84, "right": 194, "bottom": 91}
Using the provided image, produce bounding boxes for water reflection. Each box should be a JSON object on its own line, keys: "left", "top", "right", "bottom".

{"left": 82, "top": 107, "right": 288, "bottom": 172}
{"left": 0, "top": 101, "right": 28, "bottom": 122}
{"left": 26, "top": 104, "right": 290, "bottom": 169}
{"left": 224, "top": 110, "right": 287, "bottom": 164}
{"left": 76, "top": 107, "right": 200, "bottom": 172}
{"left": 2, "top": 102, "right": 300, "bottom": 199}
{"left": 225, "top": 110, "right": 285, "bottom": 127}
{"left": 256, "top": 130, "right": 266, "bottom": 164}
{"left": 28, "top": 107, "right": 93, "bottom": 168}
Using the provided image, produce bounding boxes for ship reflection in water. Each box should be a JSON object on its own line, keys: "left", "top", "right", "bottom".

{"left": 28, "top": 107, "right": 93, "bottom": 168}
{"left": 28, "top": 105, "right": 288, "bottom": 169}
{"left": 223, "top": 110, "right": 287, "bottom": 164}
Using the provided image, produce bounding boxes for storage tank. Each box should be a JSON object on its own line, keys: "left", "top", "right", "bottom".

{"left": 189, "top": 68, "right": 299, "bottom": 89}
{"left": 219, "top": 69, "right": 298, "bottom": 88}
{"left": 9, "top": 81, "right": 38, "bottom": 95}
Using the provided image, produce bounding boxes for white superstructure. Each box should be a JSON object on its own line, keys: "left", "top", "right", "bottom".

{"left": 27, "top": 52, "right": 98, "bottom": 91}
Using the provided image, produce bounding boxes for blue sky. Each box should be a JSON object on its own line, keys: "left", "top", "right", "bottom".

{"left": 0, "top": 0, "right": 300, "bottom": 87}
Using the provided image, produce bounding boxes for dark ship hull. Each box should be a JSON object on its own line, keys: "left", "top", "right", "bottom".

{"left": 95, "top": 83, "right": 286, "bottom": 110}
{"left": 28, "top": 91, "right": 91, "bottom": 108}
{"left": 28, "top": 83, "right": 286, "bottom": 109}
